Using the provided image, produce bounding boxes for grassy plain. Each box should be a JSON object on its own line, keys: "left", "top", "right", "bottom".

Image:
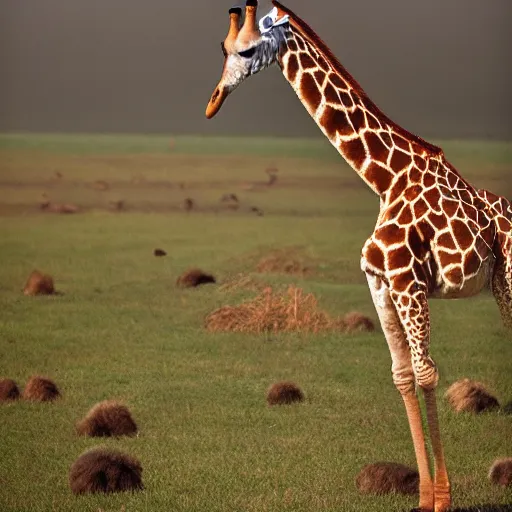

{"left": 0, "top": 134, "right": 511, "bottom": 512}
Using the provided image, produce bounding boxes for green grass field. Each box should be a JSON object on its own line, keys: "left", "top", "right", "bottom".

{"left": 0, "top": 134, "right": 510, "bottom": 512}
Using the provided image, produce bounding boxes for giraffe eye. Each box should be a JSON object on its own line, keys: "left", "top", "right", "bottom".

{"left": 262, "top": 16, "right": 273, "bottom": 30}
{"left": 239, "top": 47, "right": 257, "bottom": 59}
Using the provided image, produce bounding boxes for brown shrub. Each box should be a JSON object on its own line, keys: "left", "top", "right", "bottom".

{"left": 488, "top": 458, "right": 512, "bottom": 487}
{"left": 250, "top": 206, "right": 264, "bottom": 216}
{"left": 177, "top": 268, "right": 216, "bottom": 288}
{"left": 182, "top": 198, "right": 194, "bottom": 211}
{"left": 256, "top": 248, "right": 310, "bottom": 276}
{"left": 343, "top": 311, "right": 375, "bottom": 333}
{"left": 23, "top": 271, "right": 55, "bottom": 296}
{"left": 69, "top": 448, "right": 143, "bottom": 495}
{"left": 205, "top": 286, "right": 344, "bottom": 334}
{"left": 267, "top": 381, "right": 304, "bottom": 406}
{"left": 0, "top": 379, "right": 20, "bottom": 401}
{"left": 23, "top": 376, "right": 60, "bottom": 402}
{"left": 153, "top": 248, "right": 167, "bottom": 257}
{"left": 445, "top": 379, "right": 500, "bottom": 414}
{"left": 76, "top": 400, "right": 138, "bottom": 438}
{"left": 355, "top": 462, "right": 419, "bottom": 495}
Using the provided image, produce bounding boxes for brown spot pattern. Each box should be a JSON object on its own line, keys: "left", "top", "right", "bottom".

{"left": 301, "top": 73, "right": 322, "bottom": 112}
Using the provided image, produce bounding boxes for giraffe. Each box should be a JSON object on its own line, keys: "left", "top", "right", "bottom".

{"left": 205, "top": 1, "right": 512, "bottom": 510}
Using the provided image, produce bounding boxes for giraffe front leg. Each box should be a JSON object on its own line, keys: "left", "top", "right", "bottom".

{"left": 388, "top": 284, "right": 451, "bottom": 512}
{"left": 365, "top": 273, "right": 434, "bottom": 511}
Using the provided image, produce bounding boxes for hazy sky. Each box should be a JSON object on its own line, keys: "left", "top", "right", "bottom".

{"left": 1, "top": 0, "right": 511, "bottom": 139}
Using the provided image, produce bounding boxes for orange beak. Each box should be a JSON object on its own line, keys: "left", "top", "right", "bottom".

{"left": 205, "top": 84, "right": 229, "bottom": 119}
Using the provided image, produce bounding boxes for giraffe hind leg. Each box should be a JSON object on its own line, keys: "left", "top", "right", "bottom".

{"left": 492, "top": 235, "right": 512, "bottom": 329}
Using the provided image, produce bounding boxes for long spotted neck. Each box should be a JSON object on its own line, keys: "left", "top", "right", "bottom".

{"left": 275, "top": 16, "right": 442, "bottom": 198}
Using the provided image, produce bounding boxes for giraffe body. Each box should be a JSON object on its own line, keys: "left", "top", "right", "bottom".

{"left": 205, "top": 2, "right": 512, "bottom": 510}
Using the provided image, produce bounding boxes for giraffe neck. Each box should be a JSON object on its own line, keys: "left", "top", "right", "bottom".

{"left": 275, "top": 20, "right": 442, "bottom": 198}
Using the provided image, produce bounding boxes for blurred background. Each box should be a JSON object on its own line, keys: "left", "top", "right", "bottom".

{"left": 0, "top": 0, "right": 511, "bottom": 139}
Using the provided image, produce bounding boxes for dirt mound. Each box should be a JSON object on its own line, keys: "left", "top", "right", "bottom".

{"left": 177, "top": 268, "right": 216, "bottom": 288}
{"left": 205, "top": 286, "right": 344, "bottom": 334}
{"left": 76, "top": 400, "right": 138, "bottom": 438}
{"left": 489, "top": 458, "right": 512, "bottom": 487}
{"left": 343, "top": 311, "right": 375, "bottom": 333}
{"left": 355, "top": 462, "right": 419, "bottom": 495}
{"left": 23, "top": 376, "right": 60, "bottom": 402}
{"left": 445, "top": 379, "right": 500, "bottom": 414}
{"left": 0, "top": 379, "right": 20, "bottom": 401}
{"left": 256, "top": 248, "right": 311, "bottom": 276}
{"left": 23, "top": 271, "right": 55, "bottom": 296}
{"left": 69, "top": 448, "right": 143, "bottom": 494}
{"left": 267, "top": 381, "right": 304, "bottom": 406}
{"left": 153, "top": 248, "right": 167, "bottom": 257}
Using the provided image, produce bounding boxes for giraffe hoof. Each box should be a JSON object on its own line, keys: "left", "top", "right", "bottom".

{"left": 434, "top": 489, "right": 451, "bottom": 512}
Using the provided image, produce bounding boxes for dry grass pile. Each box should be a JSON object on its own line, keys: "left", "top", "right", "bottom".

{"left": 92, "top": 180, "right": 110, "bottom": 191}
{"left": 265, "top": 166, "right": 278, "bottom": 186}
{"left": 177, "top": 268, "right": 216, "bottom": 288}
{"left": 218, "top": 274, "right": 267, "bottom": 293}
{"left": 355, "top": 462, "right": 419, "bottom": 496}
{"left": 220, "top": 193, "right": 239, "bottom": 210}
{"left": 445, "top": 379, "right": 500, "bottom": 414}
{"left": 76, "top": 400, "right": 138, "bottom": 438}
{"left": 0, "top": 379, "right": 20, "bottom": 401}
{"left": 23, "top": 376, "right": 60, "bottom": 402}
{"left": 69, "top": 448, "right": 143, "bottom": 495}
{"left": 343, "top": 311, "right": 375, "bottom": 333}
{"left": 256, "top": 248, "right": 311, "bottom": 276}
{"left": 109, "top": 200, "right": 125, "bottom": 211}
{"left": 488, "top": 458, "right": 512, "bottom": 487}
{"left": 153, "top": 248, "right": 167, "bottom": 257}
{"left": 220, "top": 193, "right": 239, "bottom": 203}
{"left": 266, "top": 381, "right": 304, "bottom": 406}
{"left": 41, "top": 202, "right": 79, "bottom": 214}
{"left": 205, "top": 286, "right": 344, "bottom": 334}
{"left": 23, "top": 270, "right": 55, "bottom": 296}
